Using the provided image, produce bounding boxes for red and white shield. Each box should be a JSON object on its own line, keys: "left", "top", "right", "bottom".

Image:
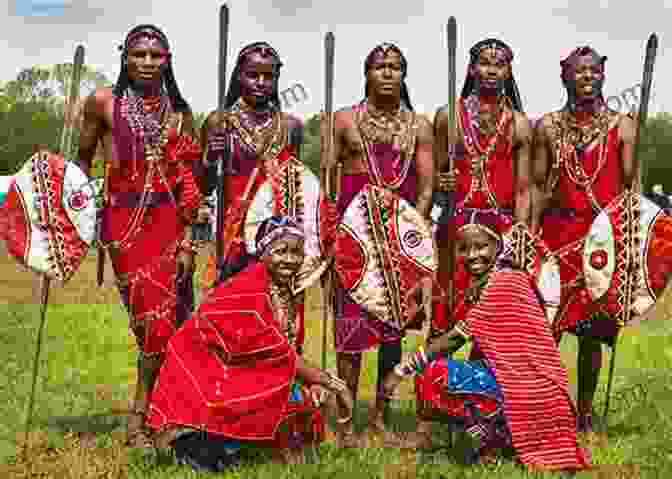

{"left": 243, "top": 152, "right": 328, "bottom": 294}
{"left": 583, "top": 191, "right": 672, "bottom": 326}
{"left": 0, "top": 152, "right": 100, "bottom": 282}
{"left": 335, "top": 184, "right": 438, "bottom": 331}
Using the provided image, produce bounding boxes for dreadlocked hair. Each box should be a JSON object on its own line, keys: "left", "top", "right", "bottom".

{"left": 113, "top": 24, "right": 190, "bottom": 113}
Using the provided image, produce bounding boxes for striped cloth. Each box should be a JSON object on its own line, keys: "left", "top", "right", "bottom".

{"left": 467, "top": 269, "right": 591, "bottom": 471}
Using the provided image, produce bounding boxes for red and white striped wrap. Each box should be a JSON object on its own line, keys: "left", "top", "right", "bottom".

{"left": 467, "top": 269, "right": 591, "bottom": 470}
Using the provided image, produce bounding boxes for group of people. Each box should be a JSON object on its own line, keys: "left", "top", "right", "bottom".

{"left": 71, "top": 22, "right": 644, "bottom": 473}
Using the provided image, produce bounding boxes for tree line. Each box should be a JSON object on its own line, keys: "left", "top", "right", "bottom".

{"left": 1, "top": 64, "right": 670, "bottom": 193}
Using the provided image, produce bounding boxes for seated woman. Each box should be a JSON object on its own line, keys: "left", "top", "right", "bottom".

{"left": 147, "top": 216, "right": 353, "bottom": 471}
{"left": 382, "top": 209, "right": 591, "bottom": 472}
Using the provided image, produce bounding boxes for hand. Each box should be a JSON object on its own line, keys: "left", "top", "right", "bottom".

{"left": 206, "top": 113, "right": 230, "bottom": 156}
{"left": 176, "top": 249, "right": 194, "bottom": 282}
{"left": 382, "top": 370, "right": 403, "bottom": 399}
{"left": 438, "top": 170, "right": 457, "bottom": 192}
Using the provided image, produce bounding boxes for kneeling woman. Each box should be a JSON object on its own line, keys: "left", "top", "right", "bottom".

{"left": 383, "top": 209, "right": 590, "bottom": 471}
{"left": 147, "top": 216, "right": 353, "bottom": 470}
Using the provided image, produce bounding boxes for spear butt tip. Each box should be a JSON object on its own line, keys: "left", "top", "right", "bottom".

{"left": 448, "top": 16, "right": 456, "bottom": 24}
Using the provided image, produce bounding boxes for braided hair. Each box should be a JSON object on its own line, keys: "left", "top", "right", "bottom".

{"left": 460, "top": 38, "right": 524, "bottom": 112}
{"left": 113, "top": 24, "right": 190, "bottom": 113}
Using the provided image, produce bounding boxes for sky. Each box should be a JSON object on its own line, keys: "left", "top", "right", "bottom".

{"left": 1, "top": 0, "right": 670, "bottom": 120}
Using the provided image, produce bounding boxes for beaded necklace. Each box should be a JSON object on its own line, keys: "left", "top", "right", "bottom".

{"left": 458, "top": 95, "right": 513, "bottom": 206}
{"left": 355, "top": 99, "right": 417, "bottom": 189}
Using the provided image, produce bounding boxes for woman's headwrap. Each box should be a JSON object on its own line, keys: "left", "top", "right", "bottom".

{"left": 451, "top": 208, "right": 514, "bottom": 268}
{"left": 113, "top": 24, "right": 190, "bottom": 113}
{"left": 254, "top": 216, "right": 305, "bottom": 259}
{"left": 460, "top": 38, "right": 523, "bottom": 112}
{"left": 224, "top": 41, "right": 283, "bottom": 111}
{"left": 363, "top": 43, "right": 414, "bottom": 111}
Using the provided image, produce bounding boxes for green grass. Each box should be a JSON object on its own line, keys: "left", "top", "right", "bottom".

{"left": 1, "top": 279, "right": 672, "bottom": 477}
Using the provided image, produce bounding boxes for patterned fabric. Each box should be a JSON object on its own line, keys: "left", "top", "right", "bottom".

{"left": 104, "top": 104, "right": 202, "bottom": 357}
{"left": 147, "top": 261, "right": 324, "bottom": 446}
{"left": 467, "top": 270, "right": 590, "bottom": 470}
{"left": 331, "top": 101, "right": 421, "bottom": 353}
{"left": 541, "top": 116, "right": 645, "bottom": 343}
{"left": 553, "top": 191, "right": 672, "bottom": 341}
{"left": 0, "top": 152, "right": 100, "bottom": 282}
{"left": 335, "top": 184, "right": 437, "bottom": 333}
{"left": 415, "top": 357, "right": 510, "bottom": 449}
{"left": 203, "top": 137, "right": 327, "bottom": 295}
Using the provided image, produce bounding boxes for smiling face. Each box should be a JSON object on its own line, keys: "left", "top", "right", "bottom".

{"left": 366, "top": 49, "right": 403, "bottom": 99}
{"left": 238, "top": 51, "right": 279, "bottom": 108}
{"left": 125, "top": 34, "right": 169, "bottom": 87}
{"left": 262, "top": 236, "right": 305, "bottom": 286}
{"left": 569, "top": 54, "right": 604, "bottom": 100}
{"left": 471, "top": 46, "right": 511, "bottom": 92}
{"left": 457, "top": 226, "right": 499, "bottom": 277}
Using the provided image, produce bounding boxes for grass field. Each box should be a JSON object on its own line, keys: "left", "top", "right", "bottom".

{"left": 1, "top": 243, "right": 672, "bottom": 478}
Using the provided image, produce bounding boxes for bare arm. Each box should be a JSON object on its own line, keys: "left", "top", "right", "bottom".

{"left": 415, "top": 115, "right": 434, "bottom": 218}
{"left": 513, "top": 112, "right": 532, "bottom": 225}
{"left": 77, "top": 90, "right": 106, "bottom": 177}
{"left": 530, "top": 117, "right": 552, "bottom": 234}
{"left": 619, "top": 114, "right": 637, "bottom": 189}
{"left": 199, "top": 111, "right": 222, "bottom": 196}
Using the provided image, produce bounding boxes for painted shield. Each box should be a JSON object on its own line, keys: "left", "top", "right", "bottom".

{"left": 0, "top": 152, "right": 100, "bottom": 282}
{"left": 335, "top": 184, "right": 438, "bottom": 330}
{"left": 583, "top": 190, "right": 672, "bottom": 326}
{"left": 502, "top": 222, "right": 562, "bottom": 323}
{"left": 243, "top": 153, "right": 328, "bottom": 293}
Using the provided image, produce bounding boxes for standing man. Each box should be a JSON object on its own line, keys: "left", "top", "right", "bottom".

{"left": 418, "top": 38, "right": 532, "bottom": 446}
{"left": 322, "top": 43, "right": 434, "bottom": 446}
{"left": 77, "top": 24, "right": 202, "bottom": 449}
{"left": 432, "top": 39, "right": 532, "bottom": 326}
{"left": 533, "top": 46, "right": 637, "bottom": 433}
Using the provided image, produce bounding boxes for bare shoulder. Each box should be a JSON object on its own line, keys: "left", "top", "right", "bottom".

{"left": 414, "top": 112, "right": 433, "bottom": 140}
{"left": 282, "top": 112, "right": 304, "bottom": 130}
{"left": 615, "top": 110, "right": 636, "bottom": 140}
{"left": 434, "top": 104, "right": 449, "bottom": 124}
{"left": 204, "top": 110, "right": 226, "bottom": 130}
{"left": 512, "top": 111, "right": 532, "bottom": 137}
{"left": 85, "top": 86, "right": 113, "bottom": 115}
{"left": 334, "top": 107, "right": 355, "bottom": 130}
{"left": 536, "top": 111, "right": 559, "bottom": 135}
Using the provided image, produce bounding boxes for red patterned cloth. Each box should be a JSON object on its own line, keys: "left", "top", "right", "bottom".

{"left": 147, "top": 261, "right": 324, "bottom": 446}
{"left": 432, "top": 99, "right": 516, "bottom": 336}
{"left": 104, "top": 125, "right": 202, "bottom": 356}
{"left": 541, "top": 123, "right": 623, "bottom": 340}
{"left": 467, "top": 269, "right": 590, "bottom": 470}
